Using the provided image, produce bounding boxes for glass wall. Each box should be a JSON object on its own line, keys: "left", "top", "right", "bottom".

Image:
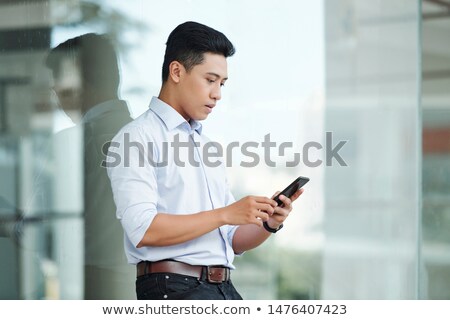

{"left": 422, "top": 0, "right": 450, "bottom": 300}
{"left": 1, "top": 0, "right": 447, "bottom": 300}
{"left": 323, "top": 0, "right": 421, "bottom": 299}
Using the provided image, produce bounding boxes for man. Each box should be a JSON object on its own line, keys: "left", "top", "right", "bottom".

{"left": 107, "top": 21, "right": 303, "bottom": 300}
{"left": 46, "top": 33, "right": 135, "bottom": 299}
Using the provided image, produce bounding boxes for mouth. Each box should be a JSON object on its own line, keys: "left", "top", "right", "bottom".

{"left": 204, "top": 104, "right": 215, "bottom": 113}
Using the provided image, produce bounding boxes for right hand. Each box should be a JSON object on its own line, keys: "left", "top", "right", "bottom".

{"left": 221, "top": 196, "right": 278, "bottom": 227}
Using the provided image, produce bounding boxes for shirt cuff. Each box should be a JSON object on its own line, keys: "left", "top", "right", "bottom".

{"left": 120, "top": 204, "right": 157, "bottom": 248}
{"left": 227, "top": 225, "right": 245, "bottom": 256}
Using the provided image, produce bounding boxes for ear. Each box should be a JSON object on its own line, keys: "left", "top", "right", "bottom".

{"left": 168, "top": 61, "right": 185, "bottom": 84}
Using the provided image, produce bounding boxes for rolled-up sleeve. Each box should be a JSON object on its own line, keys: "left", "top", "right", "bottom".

{"left": 106, "top": 126, "right": 158, "bottom": 247}
{"left": 223, "top": 179, "right": 242, "bottom": 254}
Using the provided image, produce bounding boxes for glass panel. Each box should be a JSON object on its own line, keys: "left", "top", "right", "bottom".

{"left": 323, "top": 0, "right": 421, "bottom": 298}
{"left": 421, "top": 0, "right": 450, "bottom": 300}
{"left": 0, "top": 0, "right": 424, "bottom": 300}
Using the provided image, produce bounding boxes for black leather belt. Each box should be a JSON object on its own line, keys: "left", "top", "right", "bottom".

{"left": 137, "top": 260, "right": 231, "bottom": 284}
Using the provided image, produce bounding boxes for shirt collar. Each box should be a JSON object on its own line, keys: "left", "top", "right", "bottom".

{"left": 149, "top": 96, "right": 203, "bottom": 134}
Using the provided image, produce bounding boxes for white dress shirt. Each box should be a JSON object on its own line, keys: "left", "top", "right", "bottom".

{"left": 107, "top": 97, "right": 239, "bottom": 268}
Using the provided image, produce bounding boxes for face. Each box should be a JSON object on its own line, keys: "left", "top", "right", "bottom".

{"left": 173, "top": 52, "right": 228, "bottom": 121}
{"left": 51, "top": 57, "right": 82, "bottom": 120}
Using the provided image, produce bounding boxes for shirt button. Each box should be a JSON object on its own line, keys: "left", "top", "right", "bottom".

{"left": 165, "top": 275, "right": 170, "bottom": 279}
{"left": 163, "top": 295, "right": 168, "bottom": 299}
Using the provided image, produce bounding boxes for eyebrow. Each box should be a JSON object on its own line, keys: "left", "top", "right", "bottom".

{"left": 206, "top": 72, "right": 228, "bottom": 81}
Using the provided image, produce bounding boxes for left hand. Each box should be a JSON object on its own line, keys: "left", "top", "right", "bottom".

{"left": 265, "top": 188, "right": 304, "bottom": 229}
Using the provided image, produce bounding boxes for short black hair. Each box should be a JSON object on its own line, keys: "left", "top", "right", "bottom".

{"left": 45, "top": 33, "right": 120, "bottom": 94}
{"left": 162, "top": 21, "right": 235, "bottom": 82}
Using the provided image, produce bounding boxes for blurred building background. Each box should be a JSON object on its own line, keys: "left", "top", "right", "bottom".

{"left": 0, "top": 0, "right": 448, "bottom": 299}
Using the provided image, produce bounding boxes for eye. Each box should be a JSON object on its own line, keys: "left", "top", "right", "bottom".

{"left": 207, "top": 78, "right": 215, "bottom": 84}
{"left": 220, "top": 83, "right": 225, "bottom": 87}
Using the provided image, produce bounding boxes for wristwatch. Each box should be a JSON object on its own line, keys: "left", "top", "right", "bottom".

{"left": 263, "top": 221, "right": 284, "bottom": 233}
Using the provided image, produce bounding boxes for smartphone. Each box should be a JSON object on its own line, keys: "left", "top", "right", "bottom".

{"left": 273, "top": 176, "right": 309, "bottom": 207}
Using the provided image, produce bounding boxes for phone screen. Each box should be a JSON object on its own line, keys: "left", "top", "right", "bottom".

{"left": 273, "top": 176, "right": 309, "bottom": 206}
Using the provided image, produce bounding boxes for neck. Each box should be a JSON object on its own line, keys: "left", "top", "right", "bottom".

{"left": 158, "top": 84, "right": 190, "bottom": 121}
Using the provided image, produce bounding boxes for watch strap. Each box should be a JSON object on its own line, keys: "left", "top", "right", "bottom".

{"left": 263, "top": 221, "right": 283, "bottom": 233}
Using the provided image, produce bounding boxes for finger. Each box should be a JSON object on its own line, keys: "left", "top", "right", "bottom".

{"left": 278, "top": 194, "right": 292, "bottom": 208}
{"left": 256, "top": 203, "right": 275, "bottom": 215}
{"left": 290, "top": 188, "right": 305, "bottom": 202}
{"left": 268, "top": 215, "right": 285, "bottom": 226}
{"left": 271, "top": 191, "right": 280, "bottom": 199}
{"left": 254, "top": 210, "right": 269, "bottom": 221}
{"left": 253, "top": 196, "right": 278, "bottom": 207}
{"left": 273, "top": 206, "right": 289, "bottom": 218}
{"left": 267, "top": 211, "right": 288, "bottom": 227}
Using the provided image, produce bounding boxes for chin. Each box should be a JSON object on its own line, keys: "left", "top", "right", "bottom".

{"left": 195, "top": 114, "right": 208, "bottom": 121}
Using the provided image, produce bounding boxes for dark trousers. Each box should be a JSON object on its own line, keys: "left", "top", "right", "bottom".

{"left": 136, "top": 272, "right": 243, "bottom": 300}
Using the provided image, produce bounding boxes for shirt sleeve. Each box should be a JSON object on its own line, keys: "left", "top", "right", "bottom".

{"left": 106, "top": 125, "right": 158, "bottom": 247}
{"left": 223, "top": 177, "right": 242, "bottom": 254}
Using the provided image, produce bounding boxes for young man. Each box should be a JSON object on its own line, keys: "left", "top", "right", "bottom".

{"left": 107, "top": 21, "right": 303, "bottom": 300}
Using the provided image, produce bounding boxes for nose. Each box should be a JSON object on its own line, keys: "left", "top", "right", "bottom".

{"left": 211, "top": 84, "right": 222, "bottom": 101}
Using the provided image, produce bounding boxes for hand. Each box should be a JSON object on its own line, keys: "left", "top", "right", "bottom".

{"left": 221, "top": 196, "right": 278, "bottom": 227}
{"left": 265, "top": 188, "right": 304, "bottom": 229}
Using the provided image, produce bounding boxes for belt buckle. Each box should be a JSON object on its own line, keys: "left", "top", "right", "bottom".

{"left": 206, "top": 266, "right": 227, "bottom": 284}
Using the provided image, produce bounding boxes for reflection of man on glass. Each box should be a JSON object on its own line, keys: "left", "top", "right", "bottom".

{"left": 107, "top": 21, "right": 304, "bottom": 300}
{"left": 46, "top": 33, "right": 134, "bottom": 299}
